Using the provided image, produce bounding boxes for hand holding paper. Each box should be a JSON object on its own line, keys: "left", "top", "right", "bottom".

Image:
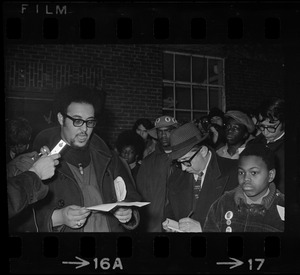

{"left": 162, "top": 218, "right": 183, "bottom": 232}
{"left": 113, "top": 207, "right": 132, "bottom": 223}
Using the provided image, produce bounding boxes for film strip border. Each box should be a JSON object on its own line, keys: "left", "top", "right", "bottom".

{"left": 3, "top": 2, "right": 300, "bottom": 43}
{"left": 9, "top": 233, "right": 288, "bottom": 273}
{"left": 5, "top": 1, "right": 300, "bottom": 274}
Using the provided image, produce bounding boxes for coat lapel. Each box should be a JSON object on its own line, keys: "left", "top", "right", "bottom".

{"left": 195, "top": 151, "right": 229, "bottom": 224}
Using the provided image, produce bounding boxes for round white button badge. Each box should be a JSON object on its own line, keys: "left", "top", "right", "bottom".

{"left": 226, "top": 226, "right": 232, "bottom": 232}
{"left": 225, "top": 211, "right": 233, "bottom": 220}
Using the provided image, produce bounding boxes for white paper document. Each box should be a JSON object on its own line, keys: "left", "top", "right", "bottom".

{"left": 114, "top": 176, "right": 127, "bottom": 201}
{"left": 276, "top": 205, "right": 285, "bottom": 221}
{"left": 165, "top": 218, "right": 183, "bottom": 232}
{"left": 87, "top": 201, "right": 150, "bottom": 212}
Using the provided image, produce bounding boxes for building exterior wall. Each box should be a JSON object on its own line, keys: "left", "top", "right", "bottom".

{"left": 5, "top": 44, "right": 284, "bottom": 148}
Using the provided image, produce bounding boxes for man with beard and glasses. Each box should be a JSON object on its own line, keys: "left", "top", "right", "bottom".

{"left": 27, "top": 85, "right": 141, "bottom": 232}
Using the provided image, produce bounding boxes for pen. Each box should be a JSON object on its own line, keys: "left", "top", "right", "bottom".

{"left": 187, "top": 210, "right": 194, "bottom": 218}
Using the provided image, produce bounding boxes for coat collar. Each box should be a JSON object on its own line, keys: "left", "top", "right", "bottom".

{"left": 234, "top": 182, "right": 277, "bottom": 210}
{"left": 55, "top": 128, "right": 113, "bottom": 179}
{"left": 205, "top": 149, "right": 222, "bottom": 181}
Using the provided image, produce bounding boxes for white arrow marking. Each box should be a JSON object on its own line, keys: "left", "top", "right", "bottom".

{"left": 62, "top": 256, "right": 90, "bottom": 269}
{"left": 217, "top": 257, "right": 244, "bottom": 269}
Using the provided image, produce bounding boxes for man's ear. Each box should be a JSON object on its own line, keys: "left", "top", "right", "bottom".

{"left": 200, "top": 146, "right": 209, "bottom": 158}
{"left": 57, "top": 112, "right": 64, "bottom": 126}
{"left": 269, "top": 169, "right": 276, "bottom": 182}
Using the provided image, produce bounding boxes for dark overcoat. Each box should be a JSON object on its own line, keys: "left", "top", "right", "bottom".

{"left": 10, "top": 127, "right": 141, "bottom": 232}
{"left": 165, "top": 149, "right": 239, "bottom": 227}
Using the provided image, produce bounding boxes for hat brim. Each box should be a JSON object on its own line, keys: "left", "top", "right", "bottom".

{"left": 148, "top": 123, "right": 179, "bottom": 139}
{"left": 170, "top": 134, "right": 208, "bottom": 160}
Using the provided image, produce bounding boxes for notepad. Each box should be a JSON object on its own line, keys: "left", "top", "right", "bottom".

{"left": 165, "top": 218, "right": 183, "bottom": 232}
{"left": 86, "top": 201, "right": 150, "bottom": 212}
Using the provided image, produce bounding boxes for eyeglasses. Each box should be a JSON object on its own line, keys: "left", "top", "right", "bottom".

{"left": 256, "top": 122, "right": 281, "bottom": 133}
{"left": 173, "top": 147, "right": 202, "bottom": 168}
{"left": 63, "top": 114, "right": 97, "bottom": 128}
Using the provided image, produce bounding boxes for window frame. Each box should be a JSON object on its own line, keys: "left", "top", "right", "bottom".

{"left": 163, "top": 50, "right": 226, "bottom": 122}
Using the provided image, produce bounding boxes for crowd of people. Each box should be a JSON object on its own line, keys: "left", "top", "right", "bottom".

{"left": 6, "top": 84, "right": 285, "bottom": 233}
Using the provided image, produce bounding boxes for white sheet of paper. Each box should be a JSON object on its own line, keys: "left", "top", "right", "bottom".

{"left": 166, "top": 218, "right": 183, "bottom": 232}
{"left": 86, "top": 201, "right": 150, "bottom": 212}
{"left": 277, "top": 205, "right": 285, "bottom": 221}
{"left": 114, "top": 176, "right": 127, "bottom": 201}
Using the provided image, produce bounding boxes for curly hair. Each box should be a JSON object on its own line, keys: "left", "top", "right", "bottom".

{"left": 53, "top": 84, "right": 106, "bottom": 117}
{"left": 258, "top": 97, "right": 284, "bottom": 125}
{"left": 6, "top": 117, "right": 32, "bottom": 146}
{"left": 116, "top": 130, "right": 145, "bottom": 161}
{"left": 132, "top": 118, "right": 154, "bottom": 132}
{"left": 240, "top": 143, "right": 275, "bottom": 170}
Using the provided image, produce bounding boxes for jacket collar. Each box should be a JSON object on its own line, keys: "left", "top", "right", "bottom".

{"left": 234, "top": 182, "right": 277, "bottom": 210}
{"left": 205, "top": 149, "right": 222, "bottom": 180}
{"left": 56, "top": 128, "right": 113, "bottom": 177}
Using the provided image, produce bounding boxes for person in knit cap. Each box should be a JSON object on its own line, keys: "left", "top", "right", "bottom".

{"left": 162, "top": 122, "right": 238, "bottom": 232}
{"left": 136, "top": 115, "right": 179, "bottom": 232}
{"left": 203, "top": 143, "right": 284, "bottom": 232}
{"left": 216, "top": 110, "right": 255, "bottom": 159}
{"left": 147, "top": 115, "right": 179, "bottom": 150}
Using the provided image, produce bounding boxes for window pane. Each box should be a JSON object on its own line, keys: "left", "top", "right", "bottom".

{"left": 208, "top": 59, "right": 223, "bottom": 85}
{"left": 163, "top": 53, "right": 173, "bottom": 80}
{"left": 176, "top": 111, "right": 191, "bottom": 124}
{"left": 163, "top": 84, "right": 174, "bottom": 109}
{"left": 193, "top": 111, "right": 208, "bottom": 121}
{"left": 193, "top": 86, "right": 207, "bottom": 111}
{"left": 176, "top": 85, "right": 190, "bottom": 109}
{"left": 163, "top": 109, "right": 175, "bottom": 118}
{"left": 192, "top": 56, "right": 207, "bottom": 83}
{"left": 209, "top": 87, "right": 222, "bottom": 109}
{"left": 175, "top": 55, "right": 190, "bottom": 82}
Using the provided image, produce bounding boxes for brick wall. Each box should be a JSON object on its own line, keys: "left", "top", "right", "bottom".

{"left": 5, "top": 44, "right": 284, "bottom": 148}
{"left": 224, "top": 44, "right": 284, "bottom": 112}
{"left": 225, "top": 57, "right": 285, "bottom": 111}
{"left": 5, "top": 44, "right": 163, "bottom": 147}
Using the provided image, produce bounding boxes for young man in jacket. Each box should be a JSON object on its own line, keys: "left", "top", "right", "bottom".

{"left": 29, "top": 85, "right": 141, "bottom": 232}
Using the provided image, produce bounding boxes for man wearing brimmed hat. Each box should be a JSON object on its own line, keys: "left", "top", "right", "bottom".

{"left": 136, "top": 115, "right": 179, "bottom": 232}
{"left": 162, "top": 122, "right": 238, "bottom": 232}
{"left": 216, "top": 110, "right": 255, "bottom": 159}
{"left": 147, "top": 115, "right": 179, "bottom": 149}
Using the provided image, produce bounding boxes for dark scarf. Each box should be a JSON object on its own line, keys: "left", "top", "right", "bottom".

{"left": 62, "top": 143, "right": 91, "bottom": 168}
